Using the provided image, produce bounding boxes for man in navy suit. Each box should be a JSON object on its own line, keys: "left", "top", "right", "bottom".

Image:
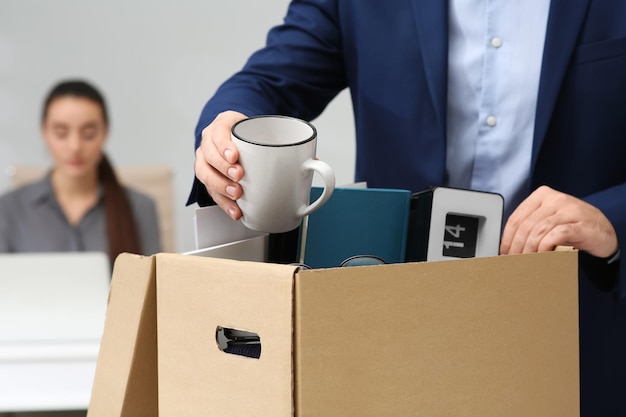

{"left": 188, "top": 1, "right": 626, "bottom": 414}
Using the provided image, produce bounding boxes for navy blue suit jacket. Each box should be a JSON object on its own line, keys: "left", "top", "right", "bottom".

{"left": 190, "top": 1, "right": 626, "bottom": 413}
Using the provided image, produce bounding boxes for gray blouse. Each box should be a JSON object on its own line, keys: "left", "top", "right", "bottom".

{"left": 0, "top": 175, "right": 161, "bottom": 256}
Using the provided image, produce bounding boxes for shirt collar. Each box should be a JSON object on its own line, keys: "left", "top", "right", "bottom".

{"left": 27, "top": 171, "right": 56, "bottom": 206}
{"left": 27, "top": 171, "right": 105, "bottom": 206}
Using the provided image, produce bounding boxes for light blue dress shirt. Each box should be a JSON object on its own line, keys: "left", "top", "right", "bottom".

{"left": 446, "top": 0, "right": 551, "bottom": 219}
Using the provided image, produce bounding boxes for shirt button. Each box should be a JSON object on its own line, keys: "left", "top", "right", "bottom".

{"left": 486, "top": 116, "right": 497, "bottom": 127}
{"left": 491, "top": 37, "right": 502, "bottom": 48}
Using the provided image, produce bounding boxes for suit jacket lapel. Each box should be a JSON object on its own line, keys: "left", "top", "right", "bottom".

{"left": 411, "top": 0, "right": 448, "bottom": 141}
{"left": 532, "top": 0, "right": 591, "bottom": 170}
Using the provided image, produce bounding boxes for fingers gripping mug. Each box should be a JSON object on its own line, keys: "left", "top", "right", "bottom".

{"left": 232, "top": 115, "right": 336, "bottom": 233}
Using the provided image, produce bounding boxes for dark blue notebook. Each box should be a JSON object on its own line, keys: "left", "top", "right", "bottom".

{"left": 300, "top": 186, "right": 411, "bottom": 268}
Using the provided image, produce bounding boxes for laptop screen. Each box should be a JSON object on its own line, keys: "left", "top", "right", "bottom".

{"left": 0, "top": 252, "right": 110, "bottom": 344}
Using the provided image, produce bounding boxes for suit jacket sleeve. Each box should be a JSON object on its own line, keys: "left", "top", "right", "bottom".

{"left": 187, "top": 0, "right": 345, "bottom": 206}
{"left": 582, "top": 186, "right": 626, "bottom": 300}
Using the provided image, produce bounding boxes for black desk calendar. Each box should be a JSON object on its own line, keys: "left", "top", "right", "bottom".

{"left": 406, "top": 187, "right": 504, "bottom": 262}
{"left": 443, "top": 213, "right": 479, "bottom": 258}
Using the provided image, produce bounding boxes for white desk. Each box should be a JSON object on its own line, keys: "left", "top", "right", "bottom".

{"left": 0, "top": 343, "right": 99, "bottom": 412}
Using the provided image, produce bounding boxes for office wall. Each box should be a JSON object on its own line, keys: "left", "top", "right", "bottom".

{"left": 0, "top": 0, "right": 355, "bottom": 252}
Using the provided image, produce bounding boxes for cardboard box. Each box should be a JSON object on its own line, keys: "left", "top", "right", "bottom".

{"left": 88, "top": 250, "right": 579, "bottom": 417}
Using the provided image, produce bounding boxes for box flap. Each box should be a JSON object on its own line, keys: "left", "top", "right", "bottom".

{"left": 156, "top": 253, "right": 298, "bottom": 417}
{"left": 88, "top": 253, "right": 158, "bottom": 417}
{"left": 294, "top": 251, "right": 579, "bottom": 417}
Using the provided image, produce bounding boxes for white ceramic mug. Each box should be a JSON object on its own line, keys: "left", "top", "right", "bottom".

{"left": 232, "top": 115, "right": 335, "bottom": 233}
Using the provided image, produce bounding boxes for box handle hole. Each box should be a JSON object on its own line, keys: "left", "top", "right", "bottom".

{"left": 215, "top": 326, "right": 261, "bottom": 359}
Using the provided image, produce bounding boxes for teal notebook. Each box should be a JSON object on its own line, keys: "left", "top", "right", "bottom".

{"left": 300, "top": 187, "right": 411, "bottom": 268}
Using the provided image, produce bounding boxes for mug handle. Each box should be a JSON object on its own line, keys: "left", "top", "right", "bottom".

{"left": 297, "top": 159, "right": 336, "bottom": 217}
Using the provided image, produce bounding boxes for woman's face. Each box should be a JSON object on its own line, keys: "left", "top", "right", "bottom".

{"left": 41, "top": 96, "right": 108, "bottom": 180}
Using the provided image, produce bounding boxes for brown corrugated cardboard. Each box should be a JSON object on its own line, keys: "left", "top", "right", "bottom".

{"left": 88, "top": 250, "right": 579, "bottom": 417}
{"left": 293, "top": 253, "right": 578, "bottom": 416}
{"left": 156, "top": 254, "right": 296, "bottom": 416}
{"left": 87, "top": 254, "right": 158, "bottom": 417}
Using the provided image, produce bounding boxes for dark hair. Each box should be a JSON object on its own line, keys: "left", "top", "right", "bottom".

{"left": 42, "top": 80, "right": 142, "bottom": 262}
{"left": 42, "top": 80, "right": 109, "bottom": 126}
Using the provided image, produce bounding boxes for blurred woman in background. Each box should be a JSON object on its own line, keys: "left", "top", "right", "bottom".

{"left": 0, "top": 79, "right": 161, "bottom": 262}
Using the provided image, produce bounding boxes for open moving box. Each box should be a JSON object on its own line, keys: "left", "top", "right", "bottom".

{"left": 88, "top": 250, "right": 579, "bottom": 417}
